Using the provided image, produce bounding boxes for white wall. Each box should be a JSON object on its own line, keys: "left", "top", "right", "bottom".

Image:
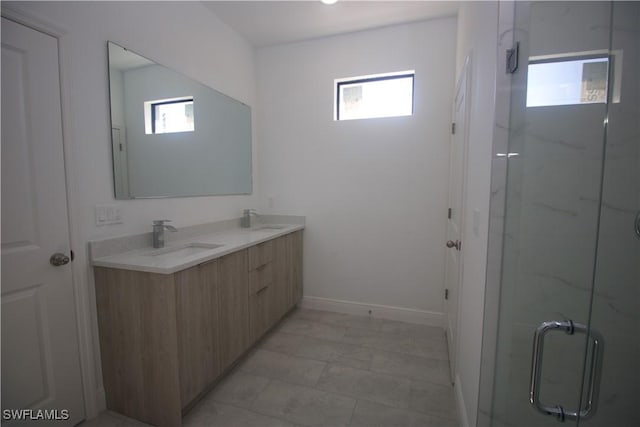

{"left": 3, "top": 0, "right": 259, "bottom": 415}
{"left": 5, "top": 2, "right": 497, "bottom": 423}
{"left": 453, "top": 2, "right": 498, "bottom": 426}
{"left": 257, "top": 18, "right": 457, "bottom": 317}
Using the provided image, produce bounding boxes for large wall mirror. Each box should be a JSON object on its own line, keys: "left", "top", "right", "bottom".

{"left": 107, "top": 42, "right": 252, "bottom": 199}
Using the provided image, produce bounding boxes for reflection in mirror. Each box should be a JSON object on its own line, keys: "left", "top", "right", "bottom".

{"left": 107, "top": 42, "right": 252, "bottom": 199}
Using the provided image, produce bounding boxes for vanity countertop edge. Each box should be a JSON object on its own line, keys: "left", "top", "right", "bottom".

{"left": 90, "top": 219, "right": 304, "bottom": 275}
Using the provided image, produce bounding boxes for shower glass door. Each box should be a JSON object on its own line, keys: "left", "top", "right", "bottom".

{"left": 584, "top": 2, "right": 639, "bottom": 425}
{"left": 483, "top": 1, "right": 639, "bottom": 426}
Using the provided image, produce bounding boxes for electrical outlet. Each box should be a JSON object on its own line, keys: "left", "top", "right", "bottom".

{"left": 96, "top": 204, "right": 123, "bottom": 226}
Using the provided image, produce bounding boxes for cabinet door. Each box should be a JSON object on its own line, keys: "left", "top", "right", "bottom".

{"left": 248, "top": 240, "right": 273, "bottom": 270}
{"left": 249, "top": 263, "right": 272, "bottom": 342}
{"left": 94, "top": 268, "right": 182, "bottom": 427}
{"left": 217, "top": 250, "right": 250, "bottom": 370}
{"left": 271, "top": 234, "right": 292, "bottom": 320}
{"left": 174, "top": 261, "right": 220, "bottom": 407}
{"left": 291, "top": 231, "right": 303, "bottom": 304}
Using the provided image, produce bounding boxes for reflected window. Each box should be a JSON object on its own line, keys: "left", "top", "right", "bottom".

{"left": 144, "top": 97, "right": 194, "bottom": 134}
{"left": 335, "top": 71, "right": 414, "bottom": 121}
{"left": 526, "top": 56, "right": 609, "bottom": 107}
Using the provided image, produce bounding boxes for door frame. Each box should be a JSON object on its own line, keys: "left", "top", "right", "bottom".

{"left": 445, "top": 53, "right": 472, "bottom": 382}
{"left": 476, "top": 3, "right": 515, "bottom": 424}
{"left": 1, "top": 5, "right": 100, "bottom": 419}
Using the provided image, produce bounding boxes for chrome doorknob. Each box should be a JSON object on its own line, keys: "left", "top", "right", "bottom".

{"left": 50, "top": 252, "right": 70, "bottom": 266}
{"left": 446, "top": 240, "right": 462, "bottom": 250}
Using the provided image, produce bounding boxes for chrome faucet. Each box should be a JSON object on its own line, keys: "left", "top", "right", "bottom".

{"left": 152, "top": 219, "right": 177, "bottom": 248}
{"left": 241, "top": 209, "right": 258, "bottom": 228}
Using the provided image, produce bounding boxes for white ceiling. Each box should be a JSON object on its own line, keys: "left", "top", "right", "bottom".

{"left": 203, "top": 1, "right": 459, "bottom": 48}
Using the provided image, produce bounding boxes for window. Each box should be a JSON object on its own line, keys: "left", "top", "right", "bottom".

{"left": 144, "top": 97, "right": 194, "bottom": 134}
{"left": 526, "top": 54, "right": 610, "bottom": 108}
{"left": 335, "top": 71, "right": 414, "bottom": 121}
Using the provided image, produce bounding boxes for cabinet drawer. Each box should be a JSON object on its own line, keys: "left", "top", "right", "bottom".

{"left": 249, "top": 263, "right": 272, "bottom": 294}
{"left": 248, "top": 240, "right": 273, "bottom": 270}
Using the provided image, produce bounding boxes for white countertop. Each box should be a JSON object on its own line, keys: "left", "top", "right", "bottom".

{"left": 91, "top": 223, "right": 304, "bottom": 275}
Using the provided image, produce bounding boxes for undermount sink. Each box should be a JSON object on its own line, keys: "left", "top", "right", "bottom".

{"left": 251, "top": 225, "right": 288, "bottom": 231}
{"left": 143, "top": 242, "right": 223, "bottom": 258}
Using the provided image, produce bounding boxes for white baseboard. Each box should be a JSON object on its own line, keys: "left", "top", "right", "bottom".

{"left": 300, "top": 296, "right": 444, "bottom": 328}
{"left": 455, "top": 374, "right": 470, "bottom": 427}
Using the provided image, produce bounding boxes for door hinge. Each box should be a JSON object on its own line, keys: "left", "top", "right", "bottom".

{"left": 445, "top": 289, "right": 449, "bottom": 300}
{"left": 119, "top": 143, "right": 124, "bottom": 152}
{"left": 70, "top": 250, "right": 74, "bottom": 261}
{"left": 506, "top": 42, "right": 520, "bottom": 74}
{"left": 448, "top": 208, "right": 452, "bottom": 219}
{"left": 451, "top": 123, "right": 456, "bottom": 134}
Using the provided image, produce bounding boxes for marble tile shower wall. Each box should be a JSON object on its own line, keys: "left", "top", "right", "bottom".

{"left": 496, "top": 107, "right": 607, "bottom": 423}
{"left": 587, "top": 3, "right": 640, "bottom": 425}
{"left": 485, "top": 2, "right": 627, "bottom": 426}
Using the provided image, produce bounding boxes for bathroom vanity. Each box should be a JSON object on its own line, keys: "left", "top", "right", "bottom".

{"left": 90, "top": 218, "right": 303, "bottom": 426}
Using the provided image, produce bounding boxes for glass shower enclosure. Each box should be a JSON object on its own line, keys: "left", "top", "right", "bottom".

{"left": 479, "top": 1, "right": 639, "bottom": 426}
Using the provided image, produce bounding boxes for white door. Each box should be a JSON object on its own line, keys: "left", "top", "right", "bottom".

{"left": 444, "top": 57, "right": 470, "bottom": 381}
{"left": 1, "top": 17, "right": 85, "bottom": 425}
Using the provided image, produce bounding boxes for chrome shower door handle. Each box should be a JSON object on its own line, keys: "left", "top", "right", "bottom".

{"left": 529, "top": 320, "right": 604, "bottom": 422}
{"left": 580, "top": 327, "right": 604, "bottom": 420}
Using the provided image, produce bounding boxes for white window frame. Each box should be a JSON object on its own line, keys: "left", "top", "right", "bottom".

{"left": 334, "top": 70, "right": 415, "bottom": 121}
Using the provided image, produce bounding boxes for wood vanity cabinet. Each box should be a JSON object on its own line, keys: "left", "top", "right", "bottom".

{"left": 291, "top": 230, "right": 303, "bottom": 304}
{"left": 272, "top": 233, "right": 292, "bottom": 321}
{"left": 217, "top": 250, "right": 250, "bottom": 369}
{"left": 94, "top": 230, "right": 302, "bottom": 427}
{"left": 174, "top": 260, "right": 221, "bottom": 406}
{"left": 94, "top": 266, "right": 202, "bottom": 427}
{"left": 248, "top": 241, "right": 273, "bottom": 342}
{"left": 272, "top": 230, "right": 303, "bottom": 322}
{"left": 247, "top": 231, "right": 303, "bottom": 344}
{"left": 95, "top": 258, "right": 238, "bottom": 427}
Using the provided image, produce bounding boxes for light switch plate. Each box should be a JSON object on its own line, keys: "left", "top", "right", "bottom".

{"left": 96, "top": 204, "right": 123, "bottom": 226}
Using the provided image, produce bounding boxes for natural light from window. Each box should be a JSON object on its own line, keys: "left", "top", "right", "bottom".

{"left": 526, "top": 57, "right": 608, "bottom": 107}
{"left": 144, "top": 97, "right": 194, "bottom": 134}
{"left": 335, "top": 71, "right": 414, "bottom": 121}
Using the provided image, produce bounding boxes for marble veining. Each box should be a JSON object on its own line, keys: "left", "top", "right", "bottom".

{"left": 531, "top": 201, "right": 578, "bottom": 217}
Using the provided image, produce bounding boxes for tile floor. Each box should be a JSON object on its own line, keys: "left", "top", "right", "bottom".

{"left": 81, "top": 308, "right": 459, "bottom": 427}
